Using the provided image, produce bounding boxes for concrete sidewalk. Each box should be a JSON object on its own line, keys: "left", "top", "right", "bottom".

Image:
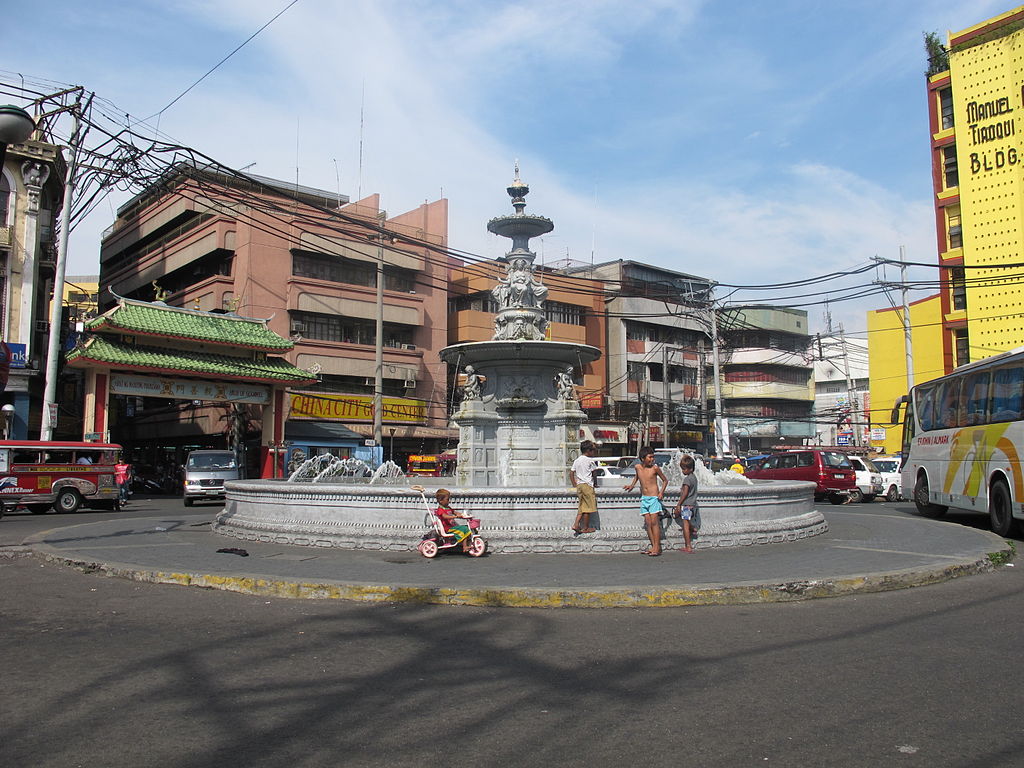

{"left": 14, "top": 505, "right": 1014, "bottom": 607}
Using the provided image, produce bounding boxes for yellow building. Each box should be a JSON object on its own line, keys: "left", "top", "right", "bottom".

{"left": 60, "top": 275, "right": 98, "bottom": 324}
{"left": 869, "top": 7, "right": 1024, "bottom": 453}
{"left": 933, "top": 7, "right": 1024, "bottom": 364}
{"left": 867, "top": 295, "right": 944, "bottom": 454}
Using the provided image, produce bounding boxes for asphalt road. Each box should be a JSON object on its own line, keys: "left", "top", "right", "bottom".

{"left": 2, "top": 497, "right": 1024, "bottom": 767}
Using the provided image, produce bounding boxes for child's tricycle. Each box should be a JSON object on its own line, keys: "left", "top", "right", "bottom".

{"left": 411, "top": 485, "right": 487, "bottom": 558}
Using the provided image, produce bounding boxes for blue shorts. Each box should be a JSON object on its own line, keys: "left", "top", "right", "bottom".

{"left": 640, "top": 496, "right": 664, "bottom": 516}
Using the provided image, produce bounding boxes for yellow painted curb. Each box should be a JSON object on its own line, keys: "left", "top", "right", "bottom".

{"left": 28, "top": 547, "right": 1007, "bottom": 608}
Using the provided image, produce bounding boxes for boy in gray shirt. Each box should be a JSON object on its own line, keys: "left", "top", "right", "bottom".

{"left": 673, "top": 454, "right": 699, "bottom": 553}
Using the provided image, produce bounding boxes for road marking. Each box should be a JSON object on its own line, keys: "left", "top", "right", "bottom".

{"left": 833, "top": 545, "right": 968, "bottom": 560}
{"left": 52, "top": 542, "right": 195, "bottom": 550}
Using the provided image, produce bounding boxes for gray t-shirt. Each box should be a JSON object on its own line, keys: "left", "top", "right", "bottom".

{"left": 680, "top": 473, "right": 698, "bottom": 510}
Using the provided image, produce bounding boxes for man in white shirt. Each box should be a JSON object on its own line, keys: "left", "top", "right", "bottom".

{"left": 569, "top": 440, "right": 599, "bottom": 535}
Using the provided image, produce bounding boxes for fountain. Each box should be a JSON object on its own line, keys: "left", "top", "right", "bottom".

{"left": 214, "top": 168, "right": 827, "bottom": 552}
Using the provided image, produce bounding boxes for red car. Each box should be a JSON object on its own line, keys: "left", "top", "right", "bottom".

{"left": 745, "top": 449, "right": 856, "bottom": 505}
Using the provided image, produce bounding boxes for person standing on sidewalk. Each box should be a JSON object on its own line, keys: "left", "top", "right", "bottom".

{"left": 673, "top": 454, "right": 700, "bottom": 553}
{"left": 570, "top": 440, "right": 599, "bottom": 535}
{"left": 625, "top": 446, "right": 668, "bottom": 556}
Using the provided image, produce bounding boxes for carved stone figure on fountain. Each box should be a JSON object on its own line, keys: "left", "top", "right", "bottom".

{"left": 556, "top": 366, "right": 577, "bottom": 402}
{"left": 462, "top": 365, "right": 482, "bottom": 401}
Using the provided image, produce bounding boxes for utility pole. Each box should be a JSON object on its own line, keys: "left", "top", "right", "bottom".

{"left": 899, "top": 245, "right": 914, "bottom": 391}
{"left": 837, "top": 325, "right": 861, "bottom": 447}
{"left": 372, "top": 234, "right": 384, "bottom": 454}
{"left": 709, "top": 301, "right": 726, "bottom": 457}
{"left": 662, "top": 343, "right": 671, "bottom": 449}
{"left": 698, "top": 339, "right": 708, "bottom": 452}
{"left": 41, "top": 98, "right": 83, "bottom": 441}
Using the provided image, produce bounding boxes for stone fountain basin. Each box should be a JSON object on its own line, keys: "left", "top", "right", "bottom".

{"left": 440, "top": 339, "right": 601, "bottom": 367}
{"left": 215, "top": 479, "right": 826, "bottom": 553}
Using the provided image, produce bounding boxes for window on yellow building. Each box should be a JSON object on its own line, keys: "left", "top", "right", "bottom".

{"left": 942, "top": 145, "right": 959, "bottom": 189}
{"left": 946, "top": 207, "right": 962, "bottom": 250}
{"left": 939, "top": 87, "right": 954, "bottom": 130}
{"left": 954, "top": 328, "right": 969, "bottom": 368}
{"left": 950, "top": 267, "right": 967, "bottom": 311}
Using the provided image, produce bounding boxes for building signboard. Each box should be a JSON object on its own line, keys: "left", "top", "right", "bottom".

{"left": 289, "top": 392, "right": 426, "bottom": 423}
{"left": 109, "top": 374, "right": 270, "bottom": 404}
{"left": 7, "top": 343, "right": 27, "bottom": 369}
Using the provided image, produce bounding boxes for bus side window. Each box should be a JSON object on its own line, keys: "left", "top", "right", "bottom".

{"left": 47, "top": 451, "right": 71, "bottom": 464}
{"left": 963, "top": 371, "right": 990, "bottom": 426}
{"left": 13, "top": 450, "right": 38, "bottom": 464}
{"left": 901, "top": 400, "right": 915, "bottom": 455}
{"left": 917, "top": 385, "right": 937, "bottom": 431}
{"left": 938, "top": 379, "right": 962, "bottom": 429}
{"left": 991, "top": 366, "right": 1024, "bottom": 422}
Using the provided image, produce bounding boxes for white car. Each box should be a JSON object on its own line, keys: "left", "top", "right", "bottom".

{"left": 871, "top": 456, "right": 904, "bottom": 502}
{"left": 592, "top": 466, "right": 629, "bottom": 488}
{"left": 847, "top": 456, "right": 884, "bottom": 503}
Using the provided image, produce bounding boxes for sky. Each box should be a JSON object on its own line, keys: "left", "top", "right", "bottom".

{"left": 2, "top": 0, "right": 1010, "bottom": 336}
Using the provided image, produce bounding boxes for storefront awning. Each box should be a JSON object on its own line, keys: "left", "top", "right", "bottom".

{"left": 285, "top": 421, "right": 365, "bottom": 443}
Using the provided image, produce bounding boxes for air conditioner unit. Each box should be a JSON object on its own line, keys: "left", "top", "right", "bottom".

{"left": 363, "top": 377, "right": 375, "bottom": 386}
{"left": 403, "top": 379, "right": 416, "bottom": 389}
{"left": 402, "top": 343, "right": 416, "bottom": 351}
{"left": 290, "top": 320, "right": 305, "bottom": 334}
{"left": 34, "top": 320, "right": 49, "bottom": 333}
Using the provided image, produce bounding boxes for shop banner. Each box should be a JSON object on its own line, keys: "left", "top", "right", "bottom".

{"left": 289, "top": 392, "right": 426, "bottom": 423}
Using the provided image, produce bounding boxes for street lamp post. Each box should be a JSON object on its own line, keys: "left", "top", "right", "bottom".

{"left": 0, "top": 105, "right": 35, "bottom": 167}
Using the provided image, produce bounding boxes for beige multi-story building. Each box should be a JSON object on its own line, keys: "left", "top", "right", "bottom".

{"left": 1, "top": 135, "right": 64, "bottom": 439}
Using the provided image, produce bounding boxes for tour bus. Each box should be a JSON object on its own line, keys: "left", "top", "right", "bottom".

{"left": 0, "top": 440, "right": 122, "bottom": 517}
{"left": 892, "top": 346, "right": 1024, "bottom": 535}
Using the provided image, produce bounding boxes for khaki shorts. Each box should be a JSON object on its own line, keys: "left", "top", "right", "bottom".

{"left": 577, "top": 483, "right": 596, "bottom": 514}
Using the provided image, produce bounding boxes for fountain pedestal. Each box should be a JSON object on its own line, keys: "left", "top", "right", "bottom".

{"left": 443, "top": 340, "right": 600, "bottom": 487}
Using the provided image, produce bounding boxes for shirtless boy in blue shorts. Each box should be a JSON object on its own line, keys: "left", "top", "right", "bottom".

{"left": 624, "top": 446, "right": 667, "bottom": 556}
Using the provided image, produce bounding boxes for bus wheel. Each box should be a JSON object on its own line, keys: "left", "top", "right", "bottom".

{"left": 55, "top": 488, "right": 82, "bottom": 514}
{"left": 989, "top": 480, "right": 1015, "bottom": 537}
{"left": 914, "top": 474, "right": 947, "bottom": 518}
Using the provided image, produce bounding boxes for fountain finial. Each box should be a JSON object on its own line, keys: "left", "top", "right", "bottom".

{"left": 507, "top": 160, "right": 530, "bottom": 214}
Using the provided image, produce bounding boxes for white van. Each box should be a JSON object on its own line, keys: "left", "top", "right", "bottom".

{"left": 183, "top": 450, "right": 239, "bottom": 506}
{"left": 871, "top": 456, "right": 904, "bottom": 502}
{"left": 847, "top": 456, "right": 884, "bottom": 503}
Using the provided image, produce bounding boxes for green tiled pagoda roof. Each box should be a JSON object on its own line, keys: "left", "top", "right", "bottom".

{"left": 67, "top": 336, "right": 316, "bottom": 383}
{"left": 87, "top": 300, "right": 293, "bottom": 351}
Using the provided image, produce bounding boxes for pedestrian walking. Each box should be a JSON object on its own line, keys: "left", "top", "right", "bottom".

{"left": 114, "top": 459, "right": 131, "bottom": 505}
